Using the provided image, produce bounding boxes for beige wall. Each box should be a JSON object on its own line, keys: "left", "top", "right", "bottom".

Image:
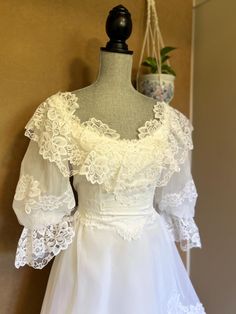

{"left": 191, "top": 0, "right": 236, "bottom": 313}
{"left": 0, "top": 1, "right": 192, "bottom": 313}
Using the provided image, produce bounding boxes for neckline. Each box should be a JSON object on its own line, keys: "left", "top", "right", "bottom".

{"left": 58, "top": 90, "right": 169, "bottom": 144}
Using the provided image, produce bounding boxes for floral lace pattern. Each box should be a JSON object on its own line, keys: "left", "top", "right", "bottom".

{"left": 76, "top": 210, "right": 158, "bottom": 241}
{"left": 24, "top": 91, "right": 194, "bottom": 192}
{"left": 80, "top": 151, "right": 111, "bottom": 185}
{"left": 158, "top": 179, "right": 198, "bottom": 211}
{"left": 14, "top": 91, "right": 202, "bottom": 270}
{"left": 80, "top": 100, "right": 167, "bottom": 141}
{"left": 138, "top": 119, "right": 163, "bottom": 139}
{"left": 157, "top": 179, "right": 201, "bottom": 250}
{"left": 24, "top": 91, "right": 85, "bottom": 177}
{"left": 81, "top": 117, "right": 121, "bottom": 139}
{"left": 14, "top": 174, "right": 75, "bottom": 215}
{"left": 167, "top": 292, "right": 206, "bottom": 314}
{"left": 162, "top": 213, "right": 201, "bottom": 251}
{"left": 14, "top": 174, "right": 41, "bottom": 201}
{"left": 15, "top": 209, "right": 159, "bottom": 268}
{"left": 15, "top": 215, "right": 76, "bottom": 269}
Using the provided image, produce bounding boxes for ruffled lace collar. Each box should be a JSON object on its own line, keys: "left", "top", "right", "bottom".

{"left": 24, "top": 89, "right": 193, "bottom": 190}
{"left": 58, "top": 91, "right": 170, "bottom": 144}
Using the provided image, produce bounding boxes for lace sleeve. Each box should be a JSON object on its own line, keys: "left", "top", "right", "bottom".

{"left": 154, "top": 149, "right": 202, "bottom": 251}
{"left": 12, "top": 140, "right": 76, "bottom": 269}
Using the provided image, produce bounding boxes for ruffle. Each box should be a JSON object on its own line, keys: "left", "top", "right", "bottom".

{"left": 155, "top": 105, "right": 194, "bottom": 187}
{"left": 157, "top": 179, "right": 198, "bottom": 215}
{"left": 161, "top": 212, "right": 201, "bottom": 251}
{"left": 24, "top": 91, "right": 194, "bottom": 191}
{"left": 155, "top": 179, "right": 201, "bottom": 251}
{"left": 15, "top": 214, "right": 76, "bottom": 269}
{"left": 24, "top": 91, "right": 85, "bottom": 177}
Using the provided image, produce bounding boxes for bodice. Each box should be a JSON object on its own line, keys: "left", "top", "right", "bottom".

{"left": 12, "top": 90, "right": 202, "bottom": 271}
{"left": 20, "top": 90, "right": 194, "bottom": 242}
{"left": 73, "top": 176, "right": 158, "bottom": 241}
{"left": 75, "top": 176, "right": 155, "bottom": 215}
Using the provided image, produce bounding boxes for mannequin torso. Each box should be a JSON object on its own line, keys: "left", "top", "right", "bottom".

{"left": 71, "top": 50, "right": 158, "bottom": 140}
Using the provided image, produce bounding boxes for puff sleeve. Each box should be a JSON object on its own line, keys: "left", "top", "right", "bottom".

{"left": 153, "top": 106, "right": 201, "bottom": 251}
{"left": 12, "top": 93, "right": 77, "bottom": 269}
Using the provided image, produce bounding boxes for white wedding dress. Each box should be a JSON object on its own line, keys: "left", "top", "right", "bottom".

{"left": 12, "top": 91, "right": 206, "bottom": 314}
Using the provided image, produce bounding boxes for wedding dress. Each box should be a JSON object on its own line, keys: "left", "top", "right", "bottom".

{"left": 12, "top": 91, "right": 206, "bottom": 314}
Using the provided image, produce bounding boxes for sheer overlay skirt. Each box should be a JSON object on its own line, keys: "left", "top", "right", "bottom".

{"left": 40, "top": 213, "right": 205, "bottom": 314}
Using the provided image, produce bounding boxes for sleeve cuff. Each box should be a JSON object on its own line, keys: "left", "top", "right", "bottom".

{"left": 15, "top": 215, "right": 76, "bottom": 269}
{"left": 161, "top": 212, "right": 202, "bottom": 251}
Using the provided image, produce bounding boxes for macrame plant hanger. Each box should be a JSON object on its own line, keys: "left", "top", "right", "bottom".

{"left": 136, "top": 0, "right": 171, "bottom": 102}
{"left": 137, "top": 0, "right": 192, "bottom": 274}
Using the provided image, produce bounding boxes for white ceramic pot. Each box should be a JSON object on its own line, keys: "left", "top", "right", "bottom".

{"left": 137, "top": 73, "right": 175, "bottom": 103}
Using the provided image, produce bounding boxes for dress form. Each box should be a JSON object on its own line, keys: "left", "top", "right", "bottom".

{"left": 71, "top": 51, "right": 157, "bottom": 140}
{"left": 71, "top": 5, "right": 158, "bottom": 140}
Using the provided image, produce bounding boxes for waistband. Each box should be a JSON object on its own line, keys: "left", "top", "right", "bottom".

{"left": 73, "top": 206, "right": 159, "bottom": 241}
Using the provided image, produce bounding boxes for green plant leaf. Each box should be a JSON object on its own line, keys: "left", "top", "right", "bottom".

{"left": 146, "top": 57, "right": 157, "bottom": 66}
{"left": 161, "top": 64, "right": 176, "bottom": 76}
{"left": 142, "top": 61, "right": 152, "bottom": 67}
{"left": 151, "top": 66, "right": 157, "bottom": 73}
{"left": 161, "top": 55, "right": 170, "bottom": 63}
{"left": 142, "top": 57, "right": 158, "bottom": 73}
{"left": 142, "top": 46, "right": 177, "bottom": 74}
{"left": 160, "top": 46, "right": 176, "bottom": 56}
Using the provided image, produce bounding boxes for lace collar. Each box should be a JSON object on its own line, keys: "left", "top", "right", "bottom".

{"left": 24, "top": 90, "right": 193, "bottom": 182}
{"left": 57, "top": 91, "right": 170, "bottom": 144}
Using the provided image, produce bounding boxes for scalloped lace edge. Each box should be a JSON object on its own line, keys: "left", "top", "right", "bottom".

{"left": 158, "top": 179, "right": 198, "bottom": 211}
{"left": 23, "top": 91, "right": 193, "bottom": 192}
{"left": 161, "top": 212, "right": 201, "bottom": 251}
{"left": 15, "top": 214, "right": 76, "bottom": 269}
{"left": 167, "top": 292, "right": 206, "bottom": 313}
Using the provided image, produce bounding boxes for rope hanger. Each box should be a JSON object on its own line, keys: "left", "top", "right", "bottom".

{"left": 136, "top": 0, "right": 171, "bottom": 101}
{"left": 136, "top": 0, "right": 193, "bottom": 274}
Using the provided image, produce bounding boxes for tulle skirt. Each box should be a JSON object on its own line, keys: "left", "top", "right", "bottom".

{"left": 40, "top": 212, "right": 206, "bottom": 314}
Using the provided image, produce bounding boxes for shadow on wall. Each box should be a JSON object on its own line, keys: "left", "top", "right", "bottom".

{"left": 68, "top": 37, "right": 102, "bottom": 91}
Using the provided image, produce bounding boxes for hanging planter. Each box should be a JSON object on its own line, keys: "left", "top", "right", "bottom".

{"left": 136, "top": 0, "right": 176, "bottom": 103}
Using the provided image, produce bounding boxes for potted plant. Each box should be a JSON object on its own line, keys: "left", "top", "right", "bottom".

{"left": 137, "top": 46, "right": 176, "bottom": 103}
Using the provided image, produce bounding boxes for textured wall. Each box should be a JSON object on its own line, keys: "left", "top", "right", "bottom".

{"left": 0, "top": 1, "right": 192, "bottom": 313}
{"left": 191, "top": 0, "right": 236, "bottom": 313}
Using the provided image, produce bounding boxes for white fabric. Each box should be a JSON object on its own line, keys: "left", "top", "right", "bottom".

{"left": 12, "top": 91, "right": 205, "bottom": 313}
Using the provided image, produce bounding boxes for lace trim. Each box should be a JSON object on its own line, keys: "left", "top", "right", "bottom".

{"left": 24, "top": 91, "right": 85, "bottom": 177}
{"left": 81, "top": 118, "right": 121, "bottom": 139}
{"left": 138, "top": 118, "right": 163, "bottom": 139}
{"left": 156, "top": 179, "right": 201, "bottom": 250}
{"left": 169, "top": 106, "right": 194, "bottom": 151}
{"left": 80, "top": 150, "right": 112, "bottom": 185}
{"left": 14, "top": 174, "right": 41, "bottom": 201}
{"left": 15, "top": 215, "right": 75, "bottom": 269}
{"left": 76, "top": 210, "right": 158, "bottom": 241}
{"left": 167, "top": 292, "right": 206, "bottom": 314}
{"left": 162, "top": 213, "right": 201, "bottom": 251}
{"left": 13, "top": 174, "right": 75, "bottom": 215}
{"left": 158, "top": 179, "right": 198, "bottom": 211}
{"left": 80, "top": 100, "right": 167, "bottom": 141}
{"left": 14, "top": 210, "right": 158, "bottom": 269}
{"left": 24, "top": 91, "right": 194, "bottom": 191}
{"left": 155, "top": 107, "right": 194, "bottom": 188}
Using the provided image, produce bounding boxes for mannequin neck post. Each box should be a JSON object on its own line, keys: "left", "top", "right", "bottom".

{"left": 94, "top": 50, "right": 134, "bottom": 90}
